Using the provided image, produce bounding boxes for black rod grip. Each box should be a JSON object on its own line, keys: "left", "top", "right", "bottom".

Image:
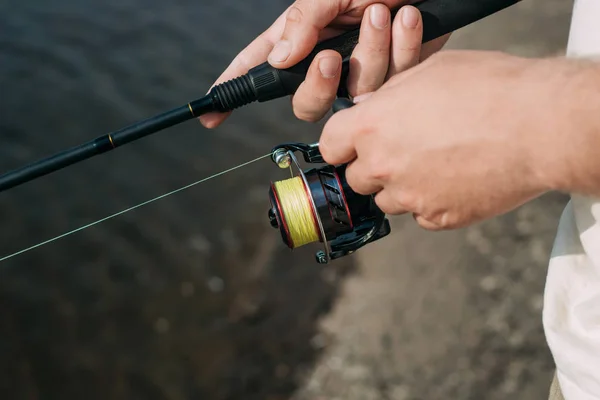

{"left": 418, "top": 0, "right": 520, "bottom": 42}
{"left": 309, "top": 0, "right": 520, "bottom": 60}
{"left": 210, "top": 0, "right": 520, "bottom": 110}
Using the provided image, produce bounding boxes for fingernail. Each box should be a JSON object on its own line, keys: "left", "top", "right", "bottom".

{"left": 268, "top": 40, "right": 291, "bottom": 63}
{"left": 402, "top": 6, "right": 419, "bottom": 29}
{"left": 319, "top": 56, "right": 339, "bottom": 78}
{"left": 370, "top": 5, "right": 389, "bottom": 30}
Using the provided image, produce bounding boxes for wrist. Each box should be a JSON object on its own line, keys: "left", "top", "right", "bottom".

{"left": 523, "top": 57, "right": 600, "bottom": 195}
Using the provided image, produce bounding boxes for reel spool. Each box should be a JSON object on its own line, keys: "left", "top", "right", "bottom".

{"left": 267, "top": 142, "right": 391, "bottom": 264}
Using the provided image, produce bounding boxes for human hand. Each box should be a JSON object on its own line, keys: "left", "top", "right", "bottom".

{"left": 199, "top": 0, "right": 450, "bottom": 128}
{"left": 320, "top": 50, "right": 561, "bottom": 230}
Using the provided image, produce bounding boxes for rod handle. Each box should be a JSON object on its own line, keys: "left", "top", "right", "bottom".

{"left": 210, "top": 0, "right": 520, "bottom": 111}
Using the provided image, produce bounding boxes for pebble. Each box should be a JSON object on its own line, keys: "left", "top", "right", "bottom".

{"left": 486, "top": 310, "right": 509, "bottom": 333}
{"left": 311, "top": 333, "right": 327, "bottom": 349}
{"left": 154, "top": 317, "right": 170, "bottom": 334}
{"left": 207, "top": 277, "right": 224, "bottom": 293}
{"left": 275, "top": 364, "right": 290, "bottom": 379}
{"left": 530, "top": 294, "right": 544, "bottom": 311}
{"left": 327, "top": 357, "right": 343, "bottom": 371}
{"left": 343, "top": 365, "right": 369, "bottom": 380}
{"left": 188, "top": 234, "right": 212, "bottom": 254}
{"left": 390, "top": 384, "right": 410, "bottom": 400}
{"left": 509, "top": 331, "right": 525, "bottom": 347}
{"left": 480, "top": 275, "right": 499, "bottom": 292}
{"left": 220, "top": 229, "right": 241, "bottom": 252}
{"left": 530, "top": 239, "right": 548, "bottom": 264}
{"left": 181, "top": 281, "right": 195, "bottom": 297}
{"left": 466, "top": 227, "right": 493, "bottom": 254}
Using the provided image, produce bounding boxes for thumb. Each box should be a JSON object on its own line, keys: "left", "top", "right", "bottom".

{"left": 268, "top": 0, "right": 342, "bottom": 68}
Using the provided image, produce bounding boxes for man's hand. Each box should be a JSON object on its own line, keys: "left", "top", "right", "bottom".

{"left": 199, "top": 0, "right": 450, "bottom": 128}
{"left": 320, "top": 50, "right": 587, "bottom": 230}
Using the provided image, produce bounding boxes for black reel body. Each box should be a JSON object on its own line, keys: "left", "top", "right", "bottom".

{"left": 268, "top": 142, "right": 391, "bottom": 264}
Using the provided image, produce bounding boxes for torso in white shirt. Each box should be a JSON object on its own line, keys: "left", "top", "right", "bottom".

{"left": 543, "top": 1, "right": 600, "bottom": 398}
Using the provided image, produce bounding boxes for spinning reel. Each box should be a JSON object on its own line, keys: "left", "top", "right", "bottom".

{"left": 267, "top": 99, "right": 391, "bottom": 264}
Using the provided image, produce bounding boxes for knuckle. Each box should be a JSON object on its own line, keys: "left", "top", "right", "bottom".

{"left": 442, "top": 213, "right": 462, "bottom": 230}
{"left": 344, "top": 171, "right": 357, "bottom": 191}
{"left": 319, "top": 136, "right": 333, "bottom": 159}
{"left": 353, "top": 185, "right": 372, "bottom": 196}
{"left": 344, "top": 5, "right": 366, "bottom": 19}
{"left": 426, "top": 212, "right": 443, "bottom": 226}
{"left": 374, "top": 197, "right": 392, "bottom": 214}
{"left": 424, "top": 211, "right": 459, "bottom": 230}
{"left": 293, "top": 98, "right": 331, "bottom": 121}
{"left": 366, "top": 156, "right": 391, "bottom": 182}
{"left": 374, "top": 193, "right": 398, "bottom": 214}
{"left": 356, "top": 81, "right": 384, "bottom": 95}
{"left": 292, "top": 94, "right": 332, "bottom": 122}
{"left": 354, "top": 41, "right": 389, "bottom": 61}
{"left": 397, "top": 191, "right": 417, "bottom": 211}
{"left": 433, "top": 216, "right": 450, "bottom": 229}
{"left": 286, "top": 5, "right": 304, "bottom": 23}
{"left": 344, "top": 165, "right": 358, "bottom": 186}
{"left": 345, "top": 167, "right": 368, "bottom": 195}
{"left": 319, "top": 139, "right": 341, "bottom": 165}
{"left": 396, "top": 42, "right": 421, "bottom": 52}
{"left": 418, "top": 219, "right": 442, "bottom": 231}
{"left": 353, "top": 123, "right": 372, "bottom": 138}
{"left": 364, "top": 41, "right": 389, "bottom": 54}
{"left": 347, "top": 56, "right": 386, "bottom": 90}
{"left": 312, "top": 89, "right": 337, "bottom": 104}
{"left": 294, "top": 108, "right": 322, "bottom": 122}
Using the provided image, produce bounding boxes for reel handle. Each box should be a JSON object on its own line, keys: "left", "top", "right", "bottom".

{"left": 332, "top": 98, "right": 355, "bottom": 114}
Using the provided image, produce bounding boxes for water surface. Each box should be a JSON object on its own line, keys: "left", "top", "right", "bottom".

{"left": 0, "top": 1, "right": 352, "bottom": 398}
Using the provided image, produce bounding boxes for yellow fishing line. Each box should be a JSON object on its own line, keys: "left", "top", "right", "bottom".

{"left": 273, "top": 176, "right": 319, "bottom": 248}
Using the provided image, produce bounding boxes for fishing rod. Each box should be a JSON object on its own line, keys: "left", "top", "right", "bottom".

{"left": 0, "top": 0, "right": 521, "bottom": 264}
{"left": 0, "top": 0, "right": 519, "bottom": 193}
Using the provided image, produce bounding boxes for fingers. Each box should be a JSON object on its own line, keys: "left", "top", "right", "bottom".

{"left": 374, "top": 189, "right": 409, "bottom": 215}
{"left": 200, "top": 1, "right": 443, "bottom": 129}
{"left": 267, "top": 0, "right": 341, "bottom": 68}
{"left": 293, "top": 2, "right": 393, "bottom": 120}
{"left": 319, "top": 104, "right": 362, "bottom": 165}
{"left": 199, "top": 10, "right": 289, "bottom": 129}
{"left": 344, "top": 159, "right": 384, "bottom": 195}
{"left": 413, "top": 214, "right": 443, "bottom": 231}
{"left": 386, "top": 5, "right": 423, "bottom": 79}
{"left": 292, "top": 50, "right": 342, "bottom": 122}
{"left": 346, "top": 4, "right": 391, "bottom": 98}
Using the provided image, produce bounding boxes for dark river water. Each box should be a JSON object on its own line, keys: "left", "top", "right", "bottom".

{"left": 0, "top": 1, "right": 355, "bottom": 398}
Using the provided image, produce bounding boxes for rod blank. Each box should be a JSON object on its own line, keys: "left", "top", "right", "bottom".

{"left": 0, "top": 95, "right": 215, "bottom": 192}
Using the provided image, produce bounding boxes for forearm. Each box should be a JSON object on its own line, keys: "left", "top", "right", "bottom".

{"left": 533, "top": 57, "right": 600, "bottom": 198}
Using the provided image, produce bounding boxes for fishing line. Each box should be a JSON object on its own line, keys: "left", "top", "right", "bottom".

{"left": 272, "top": 176, "right": 320, "bottom": 248}
{"left": 0, "top": 0, "right": 522, "bottom": 264}
{"left": 0, "top": 153, "right": 271, "bottom": 263}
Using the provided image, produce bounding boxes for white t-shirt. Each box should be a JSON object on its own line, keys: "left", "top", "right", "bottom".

{"left": 543, "top": 1, "right": 600, "bottom": 398}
